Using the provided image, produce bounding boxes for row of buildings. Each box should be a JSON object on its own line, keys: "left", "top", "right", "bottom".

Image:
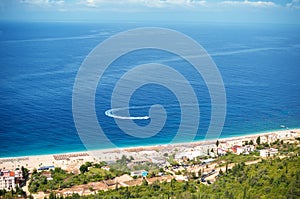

{"left": 174, "top": 131, "right": 294, "bottom": 161}
{"left": 219, "top": 145, "right": 278, "bottom": 157}
{"left": 219, "top": 145, "right": 255, "bottom": 156}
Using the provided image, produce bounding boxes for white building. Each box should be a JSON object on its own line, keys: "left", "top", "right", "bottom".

{"left": 217, "top": 148, "right": 228, "bottom": 156}
{"left": 202, "top": 158, "right": 215, "bottom": 164}
{"left": 150, "top": 157, "right": 166, "bottom": 165}
{"left": 0, "top": 170, "right": 22, "bottom": 190}
{"left": 130, "top": 170, "right": 147, "bottom": 177}
{"left": 231, "top": 145, "right": 244, "bottom": 155}
{"left": 269, "top": 148, "right": 279, "bottom": 156}
{"left": 243, "top": 145, "right": 255, "bottom": 154}
{"left": 276, "top": 131, "right": 296, "bottom": 139}
{"left": 0, "top": 176, "right": 16, "bottom": 190}
{"left": 260, "top": 148, "right": 278, "bottom": 157}
{"left": 175, "top": 151, "right": 201, "bottom": 160}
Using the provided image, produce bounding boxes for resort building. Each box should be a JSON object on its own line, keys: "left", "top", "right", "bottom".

{"left": 230, "top": 145, "right": 254, "bottom": 155}
{"left": 259, "top": 148, "right": 279, "bottom": 157}
{"left": 38, "top": 165, "right": 55, "bottom": 171}
{"left": 230, "top": 145, "right": 244, "bottom": 155}
{"left": 130, "top": 170, "right": 148, "bottom": 177}
{"left": 202, "top": 158, "right": 215, "bottom": 164}
{"left": 131, "top": 158, "right": 148, "bottom": 165}
{"left": 0, "top": 176, "right": 15, "bottom": 190}
{"left": 150, "top": 157, "right": 166, "bottom": 166}
{"left": 226, "top": 140, "right": 243, "bottom": 148}
{"left": 0, "top": 170, "right": 22, "bottom": 190}
{"left": 175, "top": 151, "right": 202, "bottom": 160}
{"left": 243, "top": 145, "right": 255, "bottom": 154}
{"left": 217, "top": 148, "right": 228, "bottom": 156}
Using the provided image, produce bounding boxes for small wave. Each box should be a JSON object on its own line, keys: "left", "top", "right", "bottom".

{"left": 1, "top": 32, "right": 109, "bottom": 43}
{"left": 210, "top": 47, "right": 286, "bottom": 56}
{"left": 140, "top": 47, "right": 288, "bottom": 64}
{"left": 105, "top": 109, "right": 150, "bottom": 120}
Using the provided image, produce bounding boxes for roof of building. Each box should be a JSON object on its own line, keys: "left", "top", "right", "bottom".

{"left": 115, "top": 174, "right": 133, "bottom": 183}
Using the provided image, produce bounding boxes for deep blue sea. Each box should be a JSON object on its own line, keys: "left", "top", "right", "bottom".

{"left": 0, "top": 22, "right": 299, "bottom": 157}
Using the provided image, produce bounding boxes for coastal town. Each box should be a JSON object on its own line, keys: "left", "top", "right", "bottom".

{"left": 0, "top": 129, "right": 300, "bottom": 198}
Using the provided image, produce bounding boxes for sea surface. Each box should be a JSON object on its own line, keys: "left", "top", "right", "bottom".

{"left": 0, "top": 22, "right": 299, "bottom": 157}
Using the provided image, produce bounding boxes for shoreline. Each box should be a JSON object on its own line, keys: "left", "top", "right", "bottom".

{"left": 1, "top": 128, "right": 299, "bottom": 171}
{"left": 0, "top": 127, "right": 300, "bottom": 159}
{"left": 113, "top": 127, "right": 300, "bottom": 152}
{"left": 0, "top": 128, "right": 300, "bottom": 159}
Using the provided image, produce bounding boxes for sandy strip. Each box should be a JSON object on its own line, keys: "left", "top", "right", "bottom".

{"left": 1, "top": 128, "right": 299, "bottom": 171}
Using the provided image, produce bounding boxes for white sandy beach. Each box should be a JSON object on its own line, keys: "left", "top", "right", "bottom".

{"left": 1, "top": 128, "right": 299, "bottom": 171}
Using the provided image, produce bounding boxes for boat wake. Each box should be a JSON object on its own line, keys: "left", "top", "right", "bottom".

{"left": 105, "top": 108, "right": 150, "bottom": 120}
{"left": 104, "top": 104, "right": 199, "bottom": 120}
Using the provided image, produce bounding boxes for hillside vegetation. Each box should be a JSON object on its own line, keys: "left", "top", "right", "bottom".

{"left": 49, "top": 155, "right": 300, "bottom": 199}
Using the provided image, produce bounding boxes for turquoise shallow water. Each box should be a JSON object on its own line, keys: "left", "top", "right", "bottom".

{"left": 0, "top": 22, "right": 299, "bottom": 157}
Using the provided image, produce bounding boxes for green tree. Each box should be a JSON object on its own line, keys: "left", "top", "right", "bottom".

{"left": 256, "top": 136, "right": 261, "bottom": 145}
{"left": 249, "top": 140, "right": 254, "bottom": 145}
{"left": 79, "top": 164, "right": 88, "bottom": 174}
{"left": 226, "top": 162, "right": 228, "bottom": 173}
{"left": 15, "top": 186, "right": 26, "bottom": 198}
{"left": 219, "top": 169, "right": 223, "bottom": 175}
{"left": 142, "top": 179, "right": 148, "bottom": 186}
{"left": 21, "top": 166, "right": 29, "bottom": 181}
{"left": 49, "top": 192, "right": 57, "bottom": 199}
{"left": 198, "top": 169, "right": 202, "bottom": 178}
